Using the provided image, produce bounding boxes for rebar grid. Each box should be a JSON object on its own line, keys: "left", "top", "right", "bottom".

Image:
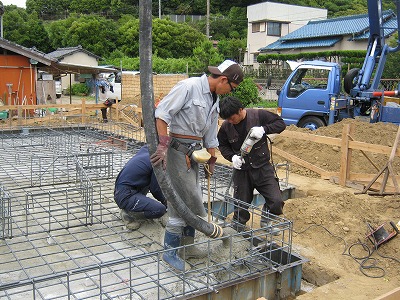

{"left": 0, "top": 219, "right": 293, "bottom": 300}
{"left": 0, "top": 125, "right": 142, "bottom": 239}
{"left": 0, "top": 125, "right": 298, "bottom": 300}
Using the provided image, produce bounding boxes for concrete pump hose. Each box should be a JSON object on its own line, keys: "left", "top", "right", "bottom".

{"left": 139, "top": 0, "right": 224, "bottom": 239}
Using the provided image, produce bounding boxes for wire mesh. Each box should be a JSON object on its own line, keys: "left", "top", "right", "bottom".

{"left": 0, "top": 124, "right": 299, "bottom": 300}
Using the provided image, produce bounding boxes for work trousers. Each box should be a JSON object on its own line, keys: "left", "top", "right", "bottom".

{"left": 114, "top": 184, "right": 166, "bottom": 219}
{"left": 165, "top": 138, "right": 207, "bottom": 235}
{"left": 233, "top": 163, "right": 284, "bottom": 225}
{"left": 101, "top": 108, "right": 108, "bottom": 121}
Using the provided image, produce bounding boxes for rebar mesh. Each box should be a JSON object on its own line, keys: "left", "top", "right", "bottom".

{"left": 0, "top": 124, "right": 299, "bottom": 300}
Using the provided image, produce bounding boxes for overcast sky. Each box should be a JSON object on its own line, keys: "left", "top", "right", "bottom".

{"left": 1, "top": 0, "right": 26, "bottom": 8}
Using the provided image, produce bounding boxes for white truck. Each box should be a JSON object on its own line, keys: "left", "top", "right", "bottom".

{"left": 100, "top": 72, "right": 122, "bottom": 101}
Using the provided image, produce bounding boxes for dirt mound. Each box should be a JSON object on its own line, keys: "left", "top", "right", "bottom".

{"left": 273, "top": 119, "right": 400, "bottom": 176}
{"left": 270, "top": 119, "right": 400, "bottom": 299}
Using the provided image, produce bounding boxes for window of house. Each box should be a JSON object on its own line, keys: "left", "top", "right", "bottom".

{"left": 252, "top": 22, "right": 261, "bottom": 33}
{"left": 267, "top": 22, "right": 281, "bottom": 36}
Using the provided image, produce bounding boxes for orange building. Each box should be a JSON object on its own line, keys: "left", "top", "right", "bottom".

{"left": 0, "top": 39, "right": 54, "bottom": 106}
{"left": 0, "top": 38, "right": 117, "bottom": 109}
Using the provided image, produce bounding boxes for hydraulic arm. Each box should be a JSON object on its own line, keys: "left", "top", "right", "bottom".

{"left": 352, "top": 0, "right": 400, "bottom": 96}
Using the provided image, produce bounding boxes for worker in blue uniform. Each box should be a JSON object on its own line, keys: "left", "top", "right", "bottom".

{"left": 114, "top": 145, "right": 167, "bottom": 230}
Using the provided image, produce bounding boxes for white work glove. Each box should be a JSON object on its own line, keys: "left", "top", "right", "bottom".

{"left": 250, "top": 126, "right": 265, "bottom": 139}
{"left": 232, "top": 155, "right": 244, "bottom": 170}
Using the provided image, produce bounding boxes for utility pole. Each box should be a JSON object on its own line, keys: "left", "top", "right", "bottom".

{"left": 206, "top": 0, "right": 210, "bottom": 39}
{"left": 0, "top": 1, "right": 4, "bottom": 38}
{"left": 158, "top": 0, "right": 161, "bottom": 19}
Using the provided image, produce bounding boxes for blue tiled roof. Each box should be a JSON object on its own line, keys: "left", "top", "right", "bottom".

{"left": 281, "top": 10, "right": 394, "bottom": 41}
{"left": 259, "top": 10, "right": 397, "bottom": 52}
{"left": 260, "top": 37, "right": 342, "bottom": 51}
{"left": 352, "top": 17, "right": 398, "bottom": 40}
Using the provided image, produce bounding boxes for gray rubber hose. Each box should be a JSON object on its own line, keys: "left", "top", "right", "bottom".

{"left": 138, "top": 0, "right": 223, "bottom": 238}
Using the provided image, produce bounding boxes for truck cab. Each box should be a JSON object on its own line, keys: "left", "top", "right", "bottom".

{"left": 277, "top": 61, "right": 342, "bottom": 130}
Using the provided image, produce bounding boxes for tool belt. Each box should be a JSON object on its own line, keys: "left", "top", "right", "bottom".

{"left": 170, "top": 139, "right": 211, "bottom": 164}
{"left": 169, "top": 133, "right": 202, "bottom": 141}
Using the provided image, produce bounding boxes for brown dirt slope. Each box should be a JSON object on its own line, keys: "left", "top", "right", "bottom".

{"left": 272, "top": 118, "right": 400, "bottom": 177}
{"left": 268, "top": 119, "right": 400, "bottom": 299}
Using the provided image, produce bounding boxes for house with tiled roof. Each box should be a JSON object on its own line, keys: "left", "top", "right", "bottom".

{"left": 259, "top": 10, "right": 398, "bottom": 55}
{"left": 46, "top": 45, "right": 101, "bottom": 62}
{"left": 46, "top": 46, "right": 102, "bottom": 92}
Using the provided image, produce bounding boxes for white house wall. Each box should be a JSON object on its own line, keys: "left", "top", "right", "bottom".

{"left": 336, "top": 38, "right": 367, "bottom": 51}
{"left": 246, "top": 2, "right": 327, "bottom": 67}
{"left": 278, "top": 37, "right": 368, "bottom": 55}
{"left": 60, "top": 52, "right": 99, "bottom": 92}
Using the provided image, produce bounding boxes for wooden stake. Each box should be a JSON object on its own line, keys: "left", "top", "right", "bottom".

{"left": 339, "top": 123, "right": 354, "bottom": 186}
{"left": 359, "top": 125, "right": 400, "bottom": 195}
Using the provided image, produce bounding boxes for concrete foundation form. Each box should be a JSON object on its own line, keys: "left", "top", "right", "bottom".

{"left": 0, "top": 124, "right": 307, "bottom": 300}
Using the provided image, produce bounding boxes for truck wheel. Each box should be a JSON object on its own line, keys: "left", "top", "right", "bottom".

{"left": 298, "top": 116, "right": 325, "bottom": 130}
{"left": 344, "top": 68, "right": 360, "bottom": 94}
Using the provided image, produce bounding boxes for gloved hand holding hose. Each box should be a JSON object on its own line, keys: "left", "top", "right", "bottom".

{"left": 204, "top": 156, "right": 217, "bottom": 178}
{"left": 150, "top": 135, "right": 171, "bottom": 170}
{"left": 250, "top": 126, "right": 265, "bottom": 139}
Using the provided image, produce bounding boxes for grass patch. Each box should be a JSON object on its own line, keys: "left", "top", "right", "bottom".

{"left": 248, "top": 100, "right": 277, "bottom": 108}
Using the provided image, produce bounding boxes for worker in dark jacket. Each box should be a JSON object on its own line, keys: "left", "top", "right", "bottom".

{"left": 114, "top": 145, "right": 167, "bottom": 230}
{"left": 217, "top": 96, "right": 286, "bottom": 233}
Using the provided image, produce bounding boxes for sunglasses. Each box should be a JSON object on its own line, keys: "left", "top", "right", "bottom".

{"left": 227, "top": 79, "right": 236, "bottom": 93}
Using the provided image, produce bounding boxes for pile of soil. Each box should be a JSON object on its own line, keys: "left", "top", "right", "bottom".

{"left": 272, "top": 119, "right": 400, "bottom": 177}
{"left": 268, "top": 119, "right": 400, "bottom": 299}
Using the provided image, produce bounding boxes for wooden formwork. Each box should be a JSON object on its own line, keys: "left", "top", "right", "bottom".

{"left": 275, "top": 123, "right": 400, "bottom": 195}
{"left": 0, "top": 101, "right": 143, "bottom": 127}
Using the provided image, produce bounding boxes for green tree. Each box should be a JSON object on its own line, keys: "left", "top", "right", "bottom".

{"left": 152, "top": 18, "right": 208, "bottom": 58}
{"left": 115, "top": 16, "right": 140, "bottom": 57}
{"left": 69, "top": 0, "right": 111, "bottom": 15}
{"left": 116, "top": 17, "right": 208, "bottom": 59}
{"left": 67, "top": 15, "right": 117, "bottom": 56}
{"left": 110, "top": 0, "right": 139, "bottom": 18}
{"left": 191, "top": 40, "right": 224, "bottom": 74}
{"left": 382, "top": 33, "right": 400, "bottom": 79}
{"left": 3, "top": 5, "right": 51, "bottom": 52}
{"left": 222, "top": 77, "right": 261, "bottom": 107}
{"left": 46, "top": 15, "right": 117, "bottom": 57}
{"left": 227, "top": 7, "right": 247, "bottom": 36}
{"left": 217, "top": 38, "right": 246, "bottom": 62}
{"left": 26, "top": 0, "right": 71, "bottom": 20}
{"left": 152, "top": 56, "right": 192, "bottom": 73}
{"left": 46, "top": 16, "right": 77, "bottom": 49}
{"left": 209, "top": 15, "right": 233, "bottom": 40}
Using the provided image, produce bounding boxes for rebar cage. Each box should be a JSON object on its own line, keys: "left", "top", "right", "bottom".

{"left": 0, "top": 123, "right": 300, "bottom": 300}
